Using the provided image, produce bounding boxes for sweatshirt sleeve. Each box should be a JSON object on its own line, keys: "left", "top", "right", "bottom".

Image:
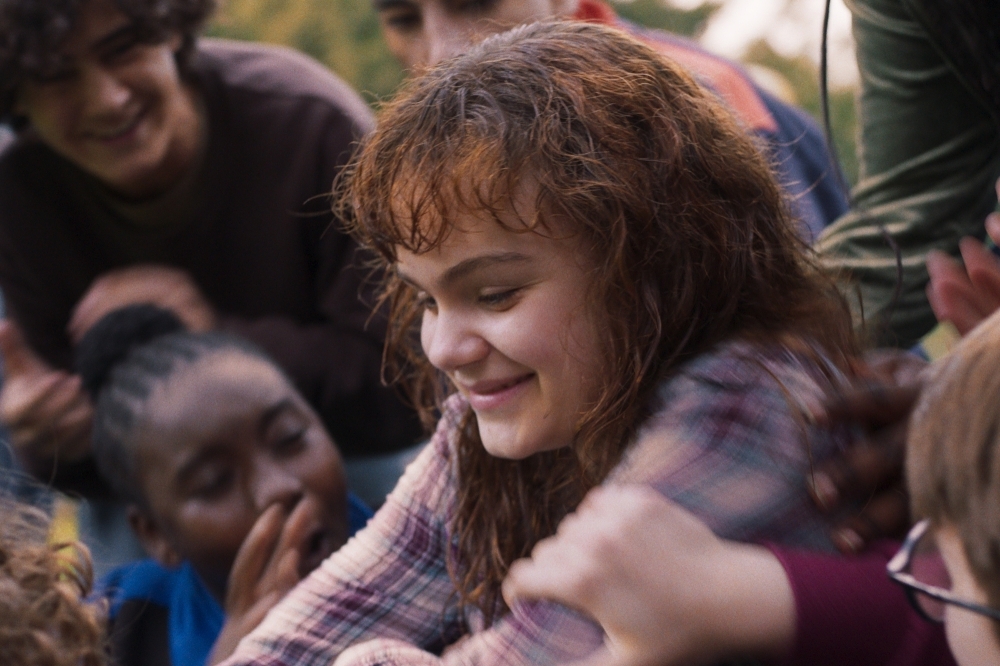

{"left": 814, "top": 0, "right": 1000, "bottom": 348}
{"left": 768, "top": 542, "right": 956, "bottom": 666}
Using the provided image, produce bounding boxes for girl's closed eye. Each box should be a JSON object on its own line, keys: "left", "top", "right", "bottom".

{"left": 416, "top": 291, "right": 438, "bottom": 312}
{"left": 267, "top": 411, "right": 310, "bottom": 456}
{"left": 478, "top": 288, "right": 521, "bottom": 308}
{"left": 190, "top": 466, "right": 236, "bottom": 500}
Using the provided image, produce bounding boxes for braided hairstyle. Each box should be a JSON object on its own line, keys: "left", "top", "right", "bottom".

{"left": 75, "top": 304, "right": 269, "bottom": 506}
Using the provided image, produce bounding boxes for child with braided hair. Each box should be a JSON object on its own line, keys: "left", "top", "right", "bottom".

{"left": 74, "top": 304, "right": 370, "bottom": 666}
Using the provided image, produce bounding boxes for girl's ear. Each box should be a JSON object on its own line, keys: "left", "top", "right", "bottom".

{"left": 127, "top": 505, "right": 182, "bottom": 568}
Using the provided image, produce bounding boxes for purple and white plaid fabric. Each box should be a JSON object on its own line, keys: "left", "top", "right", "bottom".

{"left": 223, "top": 339, "right": 851, "bottom": 666}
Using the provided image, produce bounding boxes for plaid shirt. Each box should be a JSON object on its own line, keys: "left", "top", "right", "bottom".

{"left": 223, "top": 340, "right": 851, "bottom": 666}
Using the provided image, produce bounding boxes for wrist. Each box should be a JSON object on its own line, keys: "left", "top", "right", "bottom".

{"left": 709, "top": 542, "right": 796, "bottom": 661}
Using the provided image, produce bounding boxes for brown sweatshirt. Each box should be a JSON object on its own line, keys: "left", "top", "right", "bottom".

{"left": 0, "top": 40, "right": 421, "bottom": 493}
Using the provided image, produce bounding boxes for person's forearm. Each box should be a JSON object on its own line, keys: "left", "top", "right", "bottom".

{"left": 816, "top": 0, "right": 1000, "bottom": 348}
{"left": 768, "top": 543, "right": 955, "bottom": 666}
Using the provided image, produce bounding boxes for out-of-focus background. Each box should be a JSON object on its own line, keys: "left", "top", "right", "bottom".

{"left": 207, "top": 0, "right": 860, "bottom": 183}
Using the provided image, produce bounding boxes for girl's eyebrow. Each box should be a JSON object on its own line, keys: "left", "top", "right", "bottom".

{"left": 398, "top": 251, "right": 531, "bottom": 289}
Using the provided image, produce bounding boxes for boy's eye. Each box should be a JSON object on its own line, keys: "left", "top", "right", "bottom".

{"left": 456, "top": 0, "right": 499, "bottom": 14}
{"left": 381, "top": 9, "right": 422, "bottom": 31}
{"left": 98, "top": 30, "right": 145, "bottom": 64}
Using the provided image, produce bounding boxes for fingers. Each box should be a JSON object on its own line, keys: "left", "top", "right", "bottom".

{"left": 926, "top": 249, "right": 990, "bottom": 334}
{"left": 986, "top": 213, "right": 1000, "bottom": 248}
{"left": 0, "top": 372, "right": 93, "bottom": 460}
{"left": 225, "top": 504, "right": 287, "bottom": 613}
{"left": 816, "top": 382, "right": 920, "bottom": 429}
{"left": 225, "top": 498, "right": 320, "bottom": 617}
{"left": 0, "top": 320, "right": 47, "bottom": 377}
{"left": 69, "top": 265, "right": 216, "bottom": 342}
{"left": 830, "top": 484, "right": 910, "bottom": 554}
{"left": 960, "top": 236, "right": 1000, "bottom": 310}
{"left": 808, "top": 416, "right": 907, "bottom": 510}
{"left": 272, "top": 496, "right": 318, "bottom": 582}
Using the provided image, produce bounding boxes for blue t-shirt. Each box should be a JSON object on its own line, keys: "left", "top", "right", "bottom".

{"left": 99, "top": 493, "right": 373, "bottom": 666}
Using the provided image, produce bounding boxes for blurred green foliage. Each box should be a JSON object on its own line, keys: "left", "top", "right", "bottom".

{"left": 206, "top": 0, "right": 405, "bottom": 103}
{"left": 206, "top": 0, "right": 857, "bottom": 183}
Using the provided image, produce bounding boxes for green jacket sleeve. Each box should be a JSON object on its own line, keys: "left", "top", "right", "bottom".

{"left": 815, "top": 0, "right": 1000, "bottom": 348}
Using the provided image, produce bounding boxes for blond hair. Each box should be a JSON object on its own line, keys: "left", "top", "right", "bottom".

{"left": 909, "top": 308, "right": 1000, "bottom": 614}
{"left": 0, "top": 500, "right": 106, "bottom": 666}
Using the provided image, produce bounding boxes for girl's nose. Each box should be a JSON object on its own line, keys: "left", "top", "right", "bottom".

{"left": 252, "top": 465, "right": 305, "bottom": 514}
{"left": 421, "top": 309, "right": 490, "bottom": 373}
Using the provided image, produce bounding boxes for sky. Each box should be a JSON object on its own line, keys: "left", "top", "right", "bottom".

{"left": 669, "top": 0, "right": 859, "bottom": 88}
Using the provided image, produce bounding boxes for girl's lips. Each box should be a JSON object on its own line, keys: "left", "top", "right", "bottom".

{"left": 464, "top": 373, "right": 534, "bottom": 411}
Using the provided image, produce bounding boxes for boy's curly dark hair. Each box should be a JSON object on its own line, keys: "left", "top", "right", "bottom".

{"left": 0, "top": 0, "right": 216, "bottom": 119}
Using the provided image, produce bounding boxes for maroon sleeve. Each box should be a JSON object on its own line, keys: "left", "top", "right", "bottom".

{"left": 767, "top": 542, "right": 955, "bottom": 666}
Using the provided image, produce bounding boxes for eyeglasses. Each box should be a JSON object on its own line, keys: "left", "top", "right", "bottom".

{"left": 887, "top": 519, "right": 1000, "bottom": 623}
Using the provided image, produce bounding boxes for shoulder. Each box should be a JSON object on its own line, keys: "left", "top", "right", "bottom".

{"left": 190, "top": 38, "right": 374, "bottom": 133}
{"left": 0, "top": 136, "right": 60, "bottom": 193}
{"left": 657, "top": 338, "right": 844, "bottom": 414}
{"left": 611, "top": 339, "right": 849, "bottom": 483}
{"left": 98, "top": 559, "right": 181, "bottom": 618}
{"left": 617, "top": 19, "right": 778, "bottom": 133}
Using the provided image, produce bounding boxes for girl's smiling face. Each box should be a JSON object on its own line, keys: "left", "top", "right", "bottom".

{"left": 396, "top": 208, "right": 602, "bottom": 459}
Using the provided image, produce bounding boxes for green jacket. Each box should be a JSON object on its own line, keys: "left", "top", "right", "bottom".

{"left": 816, "top": 0, "right": 1000, "bottom": 347}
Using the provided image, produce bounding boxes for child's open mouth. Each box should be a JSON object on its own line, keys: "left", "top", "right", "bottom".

{"left": 300, "top": 528, "right": 336, "bottom": 577}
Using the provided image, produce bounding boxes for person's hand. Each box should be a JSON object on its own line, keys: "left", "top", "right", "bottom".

{"left": 926, "top": 178, "right": 1000, "bottom": 335}
{"left": 207, "top": 499, "right": 323, "bottom": 665}
{"left": 68, "top": 265, "right": 216, "bottom": 344}
{"left": 502, "top": 486, "right": 795, "bottom": 666}
{"left": 0, "top": 320, "right": 92, "bottom": 466}
{"left": 809, "top": 352, "right": 924, "bottom": 553}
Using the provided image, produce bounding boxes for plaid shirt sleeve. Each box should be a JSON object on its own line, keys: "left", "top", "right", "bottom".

{"left": 613, "top": 340, "right": 848, "bottom": 550}
{"left": 225, "top": 341, "right": 848, "bottom": 666}
{"left": 222, "top": 397, "right": 466, "bottom": 666}
{"left": 223, "top": 395, "right": 603, "bottom": 666}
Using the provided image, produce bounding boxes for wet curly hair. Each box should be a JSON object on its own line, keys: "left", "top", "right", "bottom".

{"left": 344, "top": 20, "right": 856, "bottom": 621}
{"left": 0, "top": 0, "right": 216, "bottom": 119}
{"left": 0, "top": 500, "right": 106, "bottom": 666}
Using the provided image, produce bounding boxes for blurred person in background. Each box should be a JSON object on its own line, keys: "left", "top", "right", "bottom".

{"left": 0, "top": 0, "right": 423, "bottom": 552}
{"left": 74, "top": 305, "right": 372, "bottom": 666}
{"left": 372, "top": 0, "right": 850, "bottom": 242}
{"left": 369, "top": 0, "right": 942, "bottom": 555}
{"left": 815, "top": 0, "right": 1000, "bottom": 349}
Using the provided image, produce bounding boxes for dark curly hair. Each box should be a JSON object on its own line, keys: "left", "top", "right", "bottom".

{"left": 0, "top": 0, "right": 216, "bottom": 119}
{"left": 343, "top": 20, "right": 856, "bottom": 622}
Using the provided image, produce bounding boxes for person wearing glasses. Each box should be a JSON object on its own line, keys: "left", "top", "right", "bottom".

{"left": 505, "top": 312, "right": 1000, "bottom": 666}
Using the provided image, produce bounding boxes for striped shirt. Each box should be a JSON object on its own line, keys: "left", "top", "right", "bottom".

{"left": 224, "top": 339, "right": 851, "bottom": 666}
